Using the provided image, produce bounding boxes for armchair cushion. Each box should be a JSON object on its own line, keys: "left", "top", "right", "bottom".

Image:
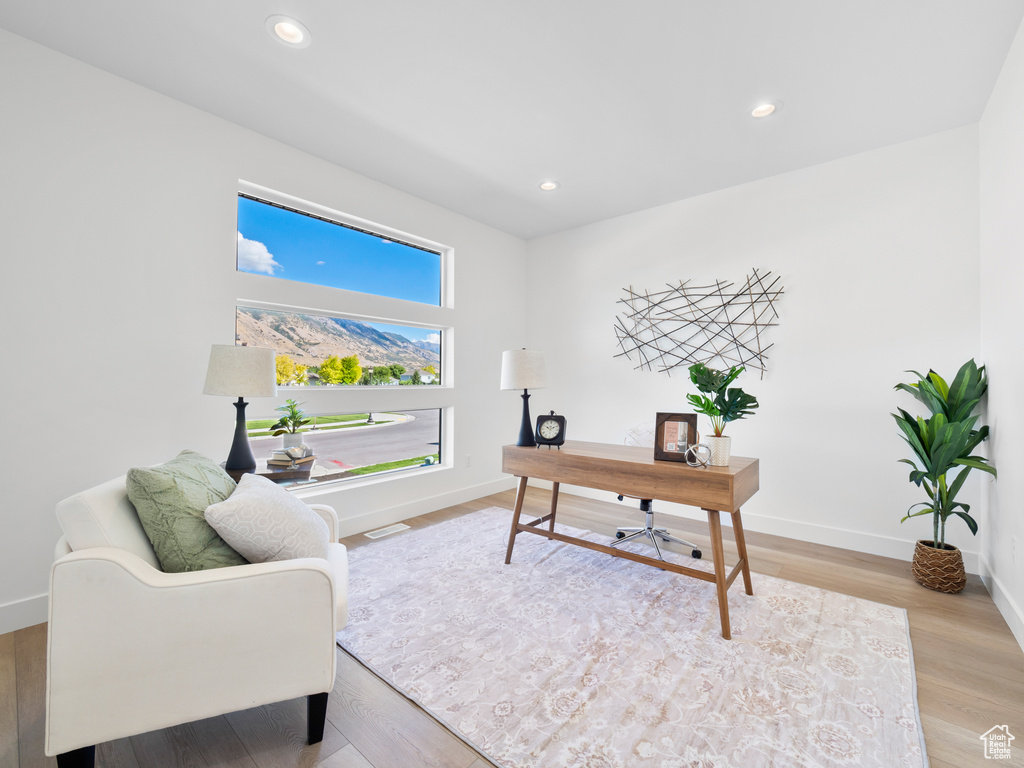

{"left": 126, "top": 450, "right": 247, "bottom": 573}
{"left": 205, "top": 473, "right": 329, "bottom": 562}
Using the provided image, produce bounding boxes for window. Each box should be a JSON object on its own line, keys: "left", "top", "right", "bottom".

{"left": 234, "top": 182, "right": 453, "bottom": 489}
{"left": 245, "top": 408, "right": 441, "bottom": 488}
{"left": 237, "top": 194, "right": 443, "bottom": 305}
{"left": 236, "top": 306, "right": 441, "bottom": 386}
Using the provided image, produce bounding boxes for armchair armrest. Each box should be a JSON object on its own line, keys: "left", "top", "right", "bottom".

{"left": 307, "top": 503, "right": 340, "bottom": 541}
{"left": 46, "top": 548, "right": 338, "bottom": 756}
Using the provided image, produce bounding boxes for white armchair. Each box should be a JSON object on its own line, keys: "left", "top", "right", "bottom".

{"left": 46, "top": 475, "right": 348, "bottom": 767}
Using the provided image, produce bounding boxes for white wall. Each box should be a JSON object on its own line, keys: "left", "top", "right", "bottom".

{"left": 0, "top": 29, "right": 525, "bottom": 633}
{"left": 526, "top": 126, "right": 984, "bottom": 569}
{"left": 980, "top": 19, "right": 1024, "bottom": 650}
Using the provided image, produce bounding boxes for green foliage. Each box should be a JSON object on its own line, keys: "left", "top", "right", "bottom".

{"left": 389, "top": 364, "right": 406, "bottom": 380}
{"left": 339, "top": 355, "right": 362, "bottom": 385}
{"left": 318, "top": 355, "right": 361, "bottom": 385}
{"left": 275, "top": 355, "right": 309, "bottom": 386}
{"left": 275, "top": 354, "right": 296, "bottom": 385}
{"left": 271, "top": 399, "right": 310, "bottom": 435}
{"left": 893, "top": 359, "right": 996, "bottom": 548}
{"left": 685, "top": 363, "right": 759, "bottom": 437}
{"left": 318, "top": 355, "right": 346, "bottom": 385}
{"left": 410, "top": 369, "right": 423, "bottom": 385}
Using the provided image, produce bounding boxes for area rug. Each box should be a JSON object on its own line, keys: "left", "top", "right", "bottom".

{"left": 337, "top": 507, "right": 928, "bottom": 768}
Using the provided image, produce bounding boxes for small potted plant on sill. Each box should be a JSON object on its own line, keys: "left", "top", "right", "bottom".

{"left": 272, "top": 398, "right": 311, "bottom": 449}
{"left": 686, "top": 363, "right": 759, "bottom": 466}
{"left": 893, "top": 359, "right": 996, "bottom": 593}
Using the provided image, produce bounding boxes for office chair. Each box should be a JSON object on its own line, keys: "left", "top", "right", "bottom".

{"left": 610, "top": 423, "right": 702, "bottom": 560}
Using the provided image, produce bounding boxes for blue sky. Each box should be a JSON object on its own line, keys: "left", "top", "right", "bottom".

{"left": 237, "top": 197, "right": 442, "bottom": 323}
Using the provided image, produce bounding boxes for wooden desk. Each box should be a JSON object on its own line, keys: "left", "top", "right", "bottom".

{"left": 502, "top": 441, "right": 759, "bottom": 639}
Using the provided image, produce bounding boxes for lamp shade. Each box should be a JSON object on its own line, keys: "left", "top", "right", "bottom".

{"left": 500, "top": 349, "right": 547, "bottom": 391}
{"left": 203, "top": 345, "right": 277, "bottom": 397}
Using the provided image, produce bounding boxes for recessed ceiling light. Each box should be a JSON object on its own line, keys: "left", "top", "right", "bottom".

{"left": 539, "top": 181, "right": 560, "bottom": 191}
{"left": 751, "top": 103, "right": 777, "bottom": 118}
{"left": 266, "top": 15, "right": 311, "bottom": 48}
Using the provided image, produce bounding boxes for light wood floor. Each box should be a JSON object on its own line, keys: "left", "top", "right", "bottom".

{"left": 3, "top": 487, "right": 1023, "bottom": 768}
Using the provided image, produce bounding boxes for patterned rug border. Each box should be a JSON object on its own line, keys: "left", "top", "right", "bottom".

{"left": 337, "top": 506, "right": 930, "bottom": 768}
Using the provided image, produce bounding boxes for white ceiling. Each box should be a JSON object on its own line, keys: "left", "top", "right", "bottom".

{"left": 2, "top": 1, "right": 1022, "bottom": 239}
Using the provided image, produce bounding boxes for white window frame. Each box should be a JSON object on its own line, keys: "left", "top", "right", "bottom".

{"left": 234, "top": 180, "right": 455, "bottom": 486}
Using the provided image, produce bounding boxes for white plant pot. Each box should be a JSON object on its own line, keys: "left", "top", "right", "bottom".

{"left": 706, "top": 435, "right": 732, "bottom": 467}
{"left": 282, "top": 433, "right": 304, "bottom": 450}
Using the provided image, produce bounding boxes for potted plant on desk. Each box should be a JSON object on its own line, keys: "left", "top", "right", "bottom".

{"left": 272, "top": 399, "right": 310, "bottom": 449}
{"left": 893, "top": 359, "right": 996, "bottom": 593}
{"left": 686, "top": 363, "right": 759, "bottom": 466}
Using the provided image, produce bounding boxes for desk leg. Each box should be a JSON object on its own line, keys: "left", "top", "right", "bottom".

{"left": 705, "top": 508, "right": 731, "bottom": 640}
{"left": 549, "top": 482, "right": 559, "bottom": 531}
{"left": 505, "top": 476, "right": 529, "bottom": 564}
{"left": 731, "top": 508, "right": 754, "bottom": 596}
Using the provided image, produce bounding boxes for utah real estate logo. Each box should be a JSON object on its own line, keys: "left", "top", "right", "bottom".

{"left": 980, "top": 725, "right": 1015, "bottom": 760}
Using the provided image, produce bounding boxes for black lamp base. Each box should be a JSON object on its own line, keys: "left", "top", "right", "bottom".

{"left": 517, "top": 390, "right": 536, "bottom": 447}
{"left": 225, "top": 397, "right": 256, "bottom": 472}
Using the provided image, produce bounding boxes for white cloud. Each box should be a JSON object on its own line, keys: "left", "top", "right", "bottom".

{"left": 426, "top": 333, "right": 441, "bottom": 344}
{"left": 316, "top": 260, "right": 326, "bottom": 265}
{"left": 237, "top": 232, "right": 281, "bottom": 275}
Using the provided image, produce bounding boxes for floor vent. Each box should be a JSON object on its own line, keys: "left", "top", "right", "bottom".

{"left": 364, "top": 523, "right": 411, "bottom": 540}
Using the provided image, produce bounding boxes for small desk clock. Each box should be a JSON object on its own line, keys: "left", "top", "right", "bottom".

{"left": 535, "top": 411, "right": 567, "bottom": 448}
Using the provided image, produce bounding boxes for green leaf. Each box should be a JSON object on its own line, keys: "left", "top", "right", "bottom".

{"left": 715, "top": 387, "right": 759, "bottom": 425}
{"left": 946, "top": 465, "right": 972, "bottom": 501}
{"left": 925, "top": 370, "right": 948, "bottom": 398}
{"left": 689, "top": 363, "right": 744, "bottom": 396}
{"left": 893, "top": 411, "right": 929, "bottom": 467}
{"left": 953, "top": 456, "right": 997, "bottom": 477}
{"left": 952, "top": 510, "right": 979, "bottom": 536}
{"left": 686, "top": 393, "right": 719, "bottom": 419}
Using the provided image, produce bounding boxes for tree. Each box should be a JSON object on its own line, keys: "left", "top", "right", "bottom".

{"left": 423, "top": 364, "right": 439, "bottom": 384}
{"left": 319, "top": 355, "right": 345, "bottom": 385}
{"left": 370, "top": 367, "right": 392, "bottom": 385}
{"left": 389, "top": 364, "right": 405, "bottom": 382}
{"left": 275, "top": 354, "right": 296, "bottom": 385}
{"left": 339, "top": 355, "right": 362, "bottom": 385}
{"left": 319, "top": 354, "right": 361, "bottom": 385}
{"left": 410, "top": 369, "right": 423, "bottom": 385}
{"left": 294, "top": 364, "right": 309, "bottom": 385}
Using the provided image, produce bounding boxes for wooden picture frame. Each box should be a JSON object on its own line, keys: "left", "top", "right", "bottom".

{"left": 653, "top": 412, "right": 698, "bottom": 462}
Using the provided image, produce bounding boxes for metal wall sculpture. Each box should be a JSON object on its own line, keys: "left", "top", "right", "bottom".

{"left": 613, "top": 269, "right": 784, "bottom": 378}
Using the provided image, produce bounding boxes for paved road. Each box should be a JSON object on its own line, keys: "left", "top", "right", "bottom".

{"left": 258, "top": 410, "right": 440, "bottom": 471}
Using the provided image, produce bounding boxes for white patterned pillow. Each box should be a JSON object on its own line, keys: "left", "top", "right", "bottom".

{"left": 204, "top": 473, "right": 329, "bottom": 562}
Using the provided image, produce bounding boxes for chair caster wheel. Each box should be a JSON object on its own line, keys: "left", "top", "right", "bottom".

{"left": 615, "top": 532, "right": 625, "bottom": 539}
{"left": 692, "top": 550, "right": 702, "bottom": 559}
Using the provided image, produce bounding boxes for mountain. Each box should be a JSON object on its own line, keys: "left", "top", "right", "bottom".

{"left": 412, "top": 340, "right": 441, "bottom": 355}
{"left": 236, "top": 307, "right": 439, "bottom": 372}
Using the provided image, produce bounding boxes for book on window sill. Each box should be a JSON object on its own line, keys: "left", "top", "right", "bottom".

{"left": 267, "top": 455, "right": 316, "bottom": 467}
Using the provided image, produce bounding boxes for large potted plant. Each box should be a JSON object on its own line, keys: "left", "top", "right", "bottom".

{"left": 893, "top": 359, "right": 996, "bottom": 593}
{"left": 272, "top": 398, "right": 311, "bottom": 449}
{"left": 686, "top": 363, "right": 759, "bottom": 466}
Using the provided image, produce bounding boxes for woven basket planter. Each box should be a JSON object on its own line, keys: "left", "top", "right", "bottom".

{"left": 912, "top": 540, "right": 966, "bottom": 593}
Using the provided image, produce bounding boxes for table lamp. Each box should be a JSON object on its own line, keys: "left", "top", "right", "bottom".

{"left": 203, "top": 345, "right": 277, "bottom": 472}
{"left": 500, "top": 349, "right": 547, "bottom": 447}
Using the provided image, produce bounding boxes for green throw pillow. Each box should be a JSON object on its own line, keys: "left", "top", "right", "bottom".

{"left": 126, "top": 450, "right": 248, "bottom": 572}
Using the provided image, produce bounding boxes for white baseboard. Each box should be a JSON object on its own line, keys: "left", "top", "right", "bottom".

{"left": 540, "top": 484, "right": 982, "bottom": 574}
{"left": 335, "top": 476, "right": 517, "bottom": 539}
{"left": 0, "top": 593, "right": 47, "bottom": 635}
{"left": 978, "top": 557, "right": 1024, "bottom": 655}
